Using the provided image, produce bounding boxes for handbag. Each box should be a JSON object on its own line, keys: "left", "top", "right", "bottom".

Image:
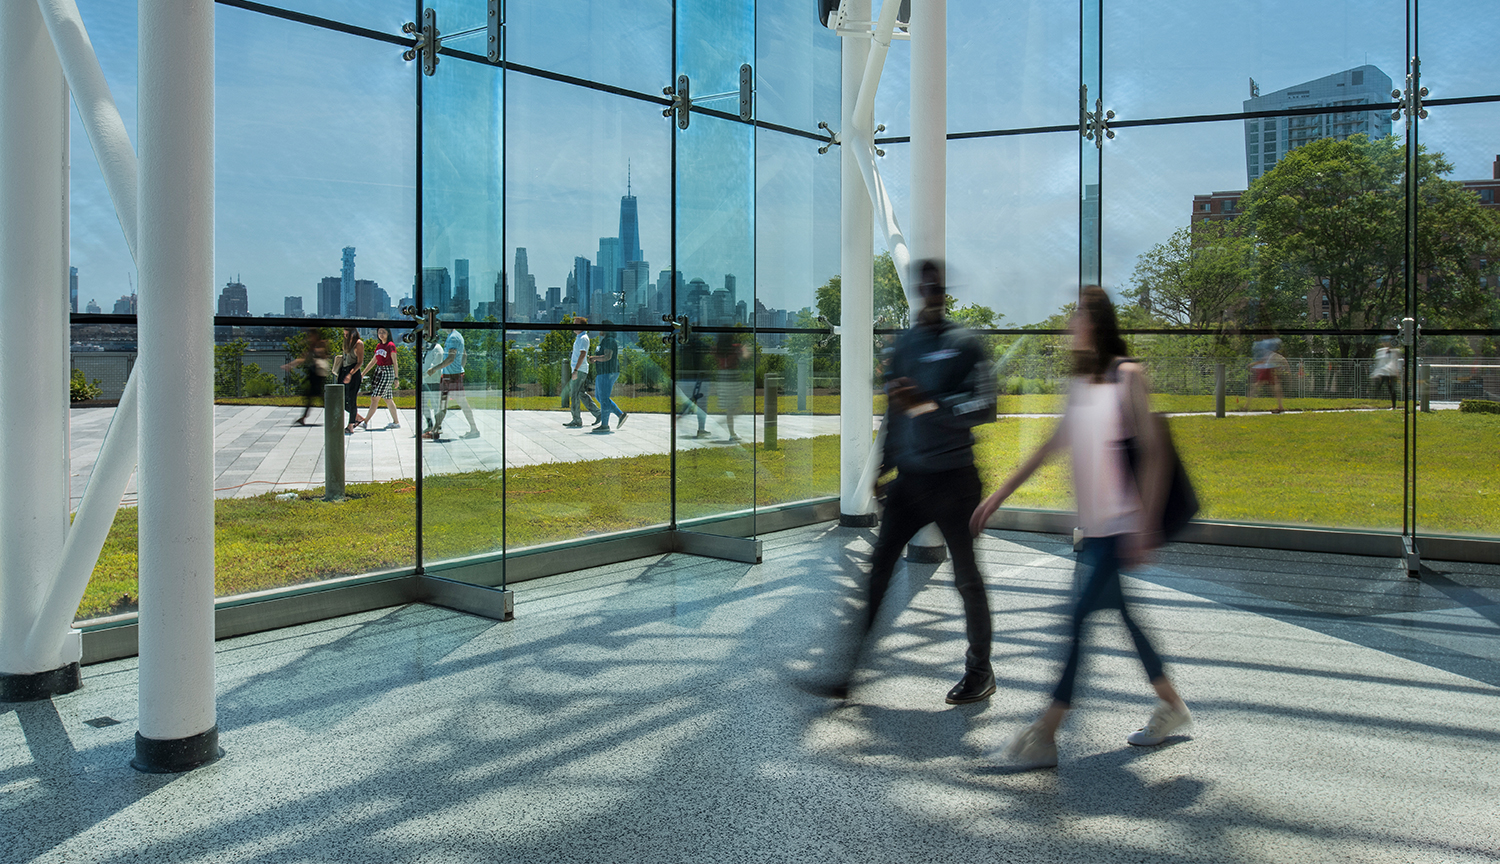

{"left": 1111, "top": 359, "right": 1200, "bottom": 541}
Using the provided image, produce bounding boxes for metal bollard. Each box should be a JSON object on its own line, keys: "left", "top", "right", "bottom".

{"left": 764, "top": 375, "right": 780, "bottom": 450}
{"left": 797, "top": 355, "right": 811, "bottom": 413}
{"left": 1419, "top": 364, "right": 1430, "bottom": 413}
{"left": 324, "top": 383, "right": 345, "bottom": 501}
{"left": 1215, "top": 362, "right": 1226, "bottom": 418}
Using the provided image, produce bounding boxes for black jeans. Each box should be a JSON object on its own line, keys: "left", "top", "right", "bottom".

{"left": 867, "top": 464, "right": 991, "bottom": 675}
{"left": 343, "top": 369, "right": 362, "bottom": 426}
{"left": 1051, "top": 534, "right": 1165, "bottom": 706}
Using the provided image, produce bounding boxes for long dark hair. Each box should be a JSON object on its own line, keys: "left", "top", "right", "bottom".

{"left": 1072, "top": 285, "right": 1130, "bottom": 379}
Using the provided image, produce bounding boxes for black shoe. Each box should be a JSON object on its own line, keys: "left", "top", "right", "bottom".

{"left": 563, "top": 421, "right": 583, "bottom": 428}
{"left": 945, "top": 670, "right": 996, "bottom": 705}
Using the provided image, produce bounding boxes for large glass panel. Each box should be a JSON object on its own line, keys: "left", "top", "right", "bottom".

{"left": 1103, "top": 0, "right": 1405, "bottom": 124}
{"left": 948, "top": 0, "right": 1080, "bottom": 133}
{"left": 238, "top": 1, "right": 411, "bottom": 38}
{"left": 421, "top": 54, "right": 505, "bottom": 572}
{"left": 1101, "top": 119, "right": 1405, "bottom": 532}
{"left": 674, "top": 115, "right": 756, "bottom": 530}
{"left": 754, "top": 132, "right": 840, "bottom": 507}
{"left": 754, "top": 0, "right": 841, "bottom": 132}
{"left": 505, "top": 0, "right": 672, "bottom": 97}
{"left": 504, "top": 74, "right": 672, "bottom": 550}
{"left": 1412, "top": 101, "right": 1500, "bottom": 539}
{"left": 1419, "top": 1, "right": 1500, "bottom": 103}
{"left": 215, "top": 8, "right": 419, "bottom": 590}
{"left": 675, "top": 1, "right": 756, "bottom": 533}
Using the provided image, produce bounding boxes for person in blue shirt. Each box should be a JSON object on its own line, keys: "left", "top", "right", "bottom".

{"left": 423, "top": 327, "right": 478, "bottom": 441}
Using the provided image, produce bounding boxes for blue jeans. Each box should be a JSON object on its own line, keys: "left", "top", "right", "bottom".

{"left": 595, "top": 372, "right": 624, "bottom": 426}
{"left": 1051, "top": 534, "right": 1166, "bottom": 706}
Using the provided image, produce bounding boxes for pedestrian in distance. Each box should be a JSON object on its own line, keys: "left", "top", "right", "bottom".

{"left": 713, "top": 328, "right": 752, "bottom": 443}
{"left": 1246, "top": 336, "right": 1287, "bottom": 413}
{"left": 972, "top": 285, "right": 1191, "bottom": 771}
{"left": 282, "top": 327, "right": 330, "bottom": 426}
{"left": 802, "top": 258, "right": 999, "bottom": 706}
{"left": 424, "top": 327, "right": 479, "bottom": 440}
{"left": 588, "top": 320, "right": 628, "bottom": 433}
{"left": 356, "top": 326, "right": 401, "bottom": 430}
{"left": 337, "top": 327, "right": 365, "bottom": 435}
{"left": 417, "top": 335, "right": 447, "bottom": 437}
{"left": 562, "top": 316, "right": 601, "bottom": 428}
{"left": 1371, "top": 339, "right": 1403, "bottom": 409}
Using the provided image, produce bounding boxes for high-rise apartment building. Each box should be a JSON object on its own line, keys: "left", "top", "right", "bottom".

{"left": 1243, "top": 65, "right": 1392, "bottom": 184}
{"left": 284, "top": 296, "right": 303, "bottom": 317}
{"left": 340, "top": 246, "right": 356, "bottom": 317}
{"left": 453, "top": 259, "right": 470, "bottom": 317}
{"left": 354, "top": 279, "right": 387, "bottom": 318}
{"left": 69, "top": 266, "right": 78, "bottom": 313}
{"left": 217, "top": 278, "right": 249, "bottom": 316}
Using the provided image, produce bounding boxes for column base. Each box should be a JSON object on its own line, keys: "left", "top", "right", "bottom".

{"left": 131, "top": 726, "right": 224, "bottom": 774}
{"left": 839, "top": 512, "right": 878, "bottom": 528}
{"left": 0, "top": 662, "right": 82, "bottom": 702}
{"left": 905, "top": 543, "right": 946, "bottom": 564}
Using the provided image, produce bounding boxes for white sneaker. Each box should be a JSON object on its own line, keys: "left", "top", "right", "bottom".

{"left": 1127, "top": 700, "right": 1192, "bottom": 746}
{"left": 997, "top": 721, "right": 1058, "bottom": 770}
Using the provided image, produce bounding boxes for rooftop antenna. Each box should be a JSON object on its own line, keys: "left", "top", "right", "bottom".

{"left": 627, "top": 160, "right": 631, "bottom": 196}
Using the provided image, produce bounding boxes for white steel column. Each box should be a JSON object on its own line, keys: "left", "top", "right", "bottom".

{"left": 0, "top": 0, "right": 76, "bottom": 695}
{"left": 133, "top": 0, "right": 219, "bottom": 772}
{"left": 907, "top": 0, "right": 947, "bottom": 559}
{"left": 839, "top": 0, "right": 876, "bottom": 524}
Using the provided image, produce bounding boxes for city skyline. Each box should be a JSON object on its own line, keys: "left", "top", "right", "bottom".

{"left": 61, "top": 0, "right": 1500, "bottom": 327}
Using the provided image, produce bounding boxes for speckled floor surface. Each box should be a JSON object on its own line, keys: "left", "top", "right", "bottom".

{"left": 4, "top": 525, "right": 1499, "bottom": 863}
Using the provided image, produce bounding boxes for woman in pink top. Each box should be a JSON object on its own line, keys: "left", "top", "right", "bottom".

{"left": 357, "top": 326, "right": 401, "bottom": 430}
{"left": 971, "top": 286, "right": 1191, "bottom": 770}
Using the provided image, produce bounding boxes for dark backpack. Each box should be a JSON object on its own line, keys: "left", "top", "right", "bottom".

{"left": 1109, "top": 359, "right": 1200, "bottom": 541}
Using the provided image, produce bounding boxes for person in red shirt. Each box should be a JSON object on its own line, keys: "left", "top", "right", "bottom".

{"left": 357, "top": 326, "right": 401, "bottom": 430}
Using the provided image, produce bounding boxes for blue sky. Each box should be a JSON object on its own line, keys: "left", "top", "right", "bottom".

{"left": 66, "top": 0, "right": 1498, "bottom": 326}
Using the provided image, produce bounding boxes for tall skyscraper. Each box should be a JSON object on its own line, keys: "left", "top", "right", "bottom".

{"left": 85, "top": 299, "right": 101, "bottom": 314}
{"left": 573, "top": 255, "right": 593, "bottom": 313}
{"left": 596, "top": 237, "right": 621, "bottom": 312}
{"left": 1243, "top": 65, "right": 1392, "bottom": 184}
{"left": 423, "top": 267, "right": 452, "bottom": 318}
{"left": 355, "top": 279, "right": 387, "bottom": 318}
{"left": 340, "top": 246, "right": 357, "bottom": 317}
{"left": 69, "top": 266, "right": 78, "bottom": 313}
{"left": 453, "top": 259, "right": 470, "bottom": 317}
{"left": 723, "top": 273, "right": 736, "bottom": 309}
{"left": 318, "top": 276, "right": 341, "bottom": 317}
{"left": 619, "top": 170, "right": 641, "bottom": 264}
{"left": 621, "top": 260, "right": 652, "bottom": 321}
{"left": 218, "top": 278, "right": 249, "bottom": 316}
{"left": 513, "top": 247, "right": 535, "bottom": 321}
{"left": 285, "top": 296, "right": 303, "bottom": 317}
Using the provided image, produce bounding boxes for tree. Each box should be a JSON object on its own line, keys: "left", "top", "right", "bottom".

{"left": 1241, "top": 133, "right": 1500, "bottom": 356}
{"left": 1123, "top": 220, "right": 1254, "bottom": 329}
{"left": 812, "top": 251, "right": 910, "bottom": 328}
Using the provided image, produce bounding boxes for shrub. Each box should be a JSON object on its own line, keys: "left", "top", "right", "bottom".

{"left": 1459, "top": 399, "right": 1500, "bottom": 415}
{"left": 70, "top": 367, "right": 103, "bottom": 402}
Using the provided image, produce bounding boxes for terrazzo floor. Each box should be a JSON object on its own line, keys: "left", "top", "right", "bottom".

{"left": 4, "top": 524, "right": 1499, "bottom": 863}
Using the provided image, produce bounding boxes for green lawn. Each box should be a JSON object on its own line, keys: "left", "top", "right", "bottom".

{"left": 78, "top": 410, "right": 1499, "bottom": 622}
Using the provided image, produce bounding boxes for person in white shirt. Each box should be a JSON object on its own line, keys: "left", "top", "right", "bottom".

{"left": 424, "top": 327, "right": 478, "bottom": 440}
{"left": 1371, "top": 339, "right": 1403, "bottom": 409}
{"left": 562, "top": 317, "right": 600, "bottom": 428}
{"left": 418, "top": 337, "right": 447, "bottom": 436}
{"left": 971, "top": 286, "right": 1191, "bottom": 770}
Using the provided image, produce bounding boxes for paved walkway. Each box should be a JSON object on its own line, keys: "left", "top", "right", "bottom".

{"left": 67, "top": 404, "right": 844, "bottom": 506}
{"left": 5, "top": 523, "right": 1498, "bottom": 862}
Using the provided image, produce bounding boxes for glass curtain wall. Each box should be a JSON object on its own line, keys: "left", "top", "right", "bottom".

{"left": 66, "top": 0, "right": 1500, "bottom": 626}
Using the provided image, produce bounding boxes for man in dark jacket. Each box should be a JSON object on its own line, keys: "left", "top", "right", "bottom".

{"left": 808, "top": 259, "right": 998, "bottom": 705}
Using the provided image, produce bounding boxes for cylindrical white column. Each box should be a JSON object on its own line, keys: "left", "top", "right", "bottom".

{"left": 907, "top": 0, "right": 947, "bottom": 559}
{"left": 134, "top": 0, "right": 218, "bottom": 772}
{"left": 0, "top": 0, "right": 76, "bottom": 697}
{"left": 839, "top": 0, "right": 876, "bottom": 524}
{"left": 909, "top": 0, "right": 946, "bottom": 283}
